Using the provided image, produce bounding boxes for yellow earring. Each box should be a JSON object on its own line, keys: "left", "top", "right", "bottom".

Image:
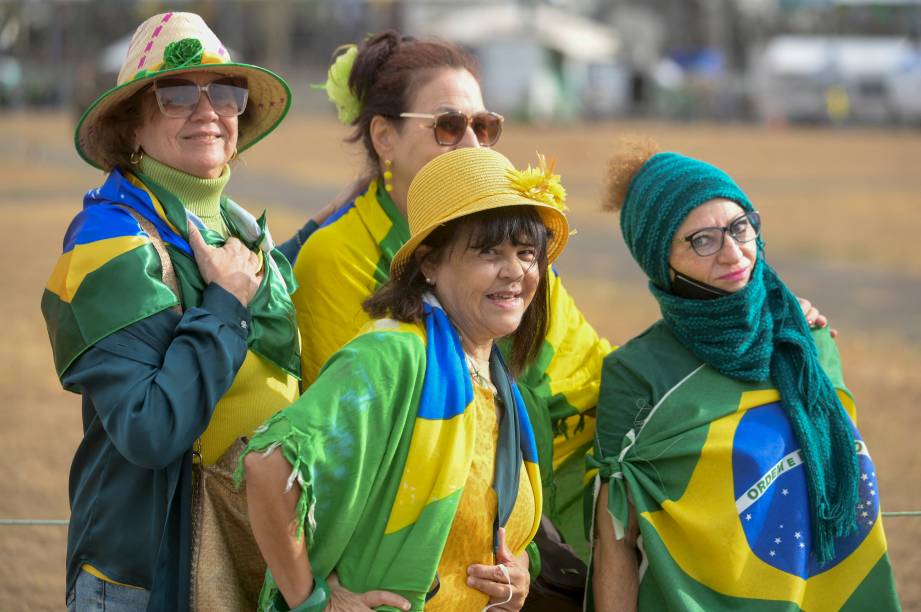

{"left": 383, "top": 159, "right": 394, "bottom": 193}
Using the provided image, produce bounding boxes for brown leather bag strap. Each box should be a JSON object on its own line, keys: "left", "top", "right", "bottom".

{"left": 121, "top": 207, "right": 183, "bottom": 315}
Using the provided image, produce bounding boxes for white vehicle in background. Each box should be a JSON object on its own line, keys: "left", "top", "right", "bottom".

{"left": 755, "top": 35, "right": 920, "bottom": 125}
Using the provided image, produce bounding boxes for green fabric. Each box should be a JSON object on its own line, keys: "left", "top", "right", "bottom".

{"left": 619, "top": 152, "right": 859, "bottom": 564}
{"left": 239, "top": 327, "right": 456, "bottom": 611}
{"left": 587, "top": 322, "right": 899, "bottom": 611}
{"left": 138, "top": 155, "right": 230, "bottom": 235}
{"left": 43, "top": 245, "right": 179, "bottom": 383}
{"left": 138, "top": 171, "right": 301, "bottom": 378}
{"left": 238, "top": 313, "right": 541, "bottom": 611}
{"left": 371, "top": 183, "right": 411, "bottom": 286}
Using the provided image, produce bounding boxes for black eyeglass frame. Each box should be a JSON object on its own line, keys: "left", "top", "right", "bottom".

{"left": 150, "top": 76, "right": 249, "bottom": 118}
{"left": 681, "top": 210, "right": 762, "bottom": 257}
{"left": 398, "top": 110, "right": 505, "bottom": 146}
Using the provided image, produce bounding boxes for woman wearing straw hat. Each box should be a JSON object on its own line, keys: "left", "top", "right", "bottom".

{"left": 241, "top": 147, "right": 570, "bottom": 611}
{"left": 277, "top": 33, "right": 613, "bottom": 601}
{"left": 587, "top": 142, "right": 899, "bottom": 611}
{"left": 41, "top": 12, "right": 301, "bottom": 610}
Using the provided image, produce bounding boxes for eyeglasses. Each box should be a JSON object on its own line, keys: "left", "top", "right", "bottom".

{"left": 681, "top": 210, "right": 761, "bottom": 257}
{"left": 399, "top": 110, "right": 504, "bottom": 146}
{"left": 151, "top": 76, "right": 248, "bottom": 118}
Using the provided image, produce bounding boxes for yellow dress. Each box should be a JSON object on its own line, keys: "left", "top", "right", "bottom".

{"left": 426, "top": 383, "right": 536, "bottom": 610}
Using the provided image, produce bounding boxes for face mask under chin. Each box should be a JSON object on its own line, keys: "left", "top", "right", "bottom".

{"left": 669, "top": 267, "right": 731, "bottom": 300}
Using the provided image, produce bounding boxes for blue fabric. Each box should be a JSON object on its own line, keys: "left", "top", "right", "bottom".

{"left": 418, "top": 302, "right": 473, "bottom": 420}
{"left": 85, "top": 169, "right": 194, "bottom": 257}
{"left": 619, "top": 152, "right": 860, "bottom": 565}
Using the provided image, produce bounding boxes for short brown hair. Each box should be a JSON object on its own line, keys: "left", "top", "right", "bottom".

{"left": 346, "top": 31, "right": 480, "bottom": 168}
{"left": 364, "top": 207, "right": 551, "bottom": 375}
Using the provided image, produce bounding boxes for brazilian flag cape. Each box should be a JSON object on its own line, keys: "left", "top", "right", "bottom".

{"left": 239, "top": 300, "right": 543, "bottom": 611}
{"left": 292, "top": 179, "right": 610, "bottom": 553}
{"left": 41, "top": 168, "right": 300, "bottom": 387}
{"left": 588, "top": 322, "right": 899, "bottom": 611}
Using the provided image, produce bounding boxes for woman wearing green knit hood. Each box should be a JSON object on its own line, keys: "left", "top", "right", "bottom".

{"left": 587, "top": 140, "right": 899, "bottom": 611}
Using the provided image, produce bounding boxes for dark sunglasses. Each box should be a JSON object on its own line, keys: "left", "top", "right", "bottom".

{"left": 681, "top": 210, "right": 761, "bottom": 257}
{"left": 399, "top": 110, "right": 504, "bottom": 146}
{"left": 151, "top": 76, "right": 248, "bottom": 118}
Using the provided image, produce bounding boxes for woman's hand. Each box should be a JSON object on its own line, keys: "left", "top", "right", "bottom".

{"left": 796, "top": 296, "right": 838, "bottom": 338}
{"left": 467, "top": 528, "right": 529, "bottom": 611}
{"left": 188, "top": 223, "right": 262, "bottom": 307}
{"left": 327, "top": 572, "right": 411, "bottom": 611}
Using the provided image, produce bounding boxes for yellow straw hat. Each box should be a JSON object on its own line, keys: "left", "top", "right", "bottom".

{"left": 75, "top": 12, "right": 291, "bottom": 169}
{"left": 391, "top": 148, "right": 570, "bottom": 278}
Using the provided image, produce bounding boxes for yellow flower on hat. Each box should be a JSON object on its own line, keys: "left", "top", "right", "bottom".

{"left": 316, "top": 45, "right": 361, "bottom": 124}
{"left": 507, "top": 153, "right": 567, "bottom": 212}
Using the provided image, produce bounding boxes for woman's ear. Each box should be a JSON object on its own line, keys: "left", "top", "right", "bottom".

{"left": 370, "top": 115, "right": 396, "bottom": 163}
{"left": 416, "top": 245, "right": 437, "bottom": 283}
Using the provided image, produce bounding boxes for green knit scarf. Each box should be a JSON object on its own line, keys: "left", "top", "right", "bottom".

{"left": 620, "top": 152, "right": 858, "bottom": 565}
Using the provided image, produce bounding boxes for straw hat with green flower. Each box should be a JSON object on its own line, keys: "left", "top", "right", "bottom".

{"left": 75, "top": 11, "right": 291, "bottom": 169}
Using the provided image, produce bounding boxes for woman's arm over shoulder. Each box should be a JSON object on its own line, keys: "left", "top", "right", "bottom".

{"left": 62, "top": 283, "right": 250, "bottom": 469}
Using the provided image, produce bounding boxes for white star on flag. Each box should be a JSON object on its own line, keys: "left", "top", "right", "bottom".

{"left": 862, "top": 511, "right": 869, "bottom": 518}
{"left": 770, "top": 550, "right": 776, "bottom": 557}
{"left": 794, "top": 532, "right": 801, "bottom": 539}
{"left": 870, "top": 490, "right": 876, "bottom": 496}
{"left": 799, "top": 542, "right": 805, "bottom": 549}
{"left": 782, "top": 488, "right": 789, "bottom": 496}
{"left": 745, "top": 513, "right": 752, "bottom": 521}
{"left": 774, "top": 537, "right": 781, "bottom": 544}
{"left": 861, "top": 473, "right": 868, "bottom": 481}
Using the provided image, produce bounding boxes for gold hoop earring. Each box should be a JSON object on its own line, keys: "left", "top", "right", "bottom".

{"left": 383, "top": 159, "right": 394, "bottom": 193}
{"left": 128, "top": 148, "right": 144, "bottom": 165}
{"left": 229, "top": 148, "right": 238, "bottom": 162}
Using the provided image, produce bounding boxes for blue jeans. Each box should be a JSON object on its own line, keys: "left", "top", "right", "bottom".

{"left": 66, "top": 569, "right": 150, "bottom": 612}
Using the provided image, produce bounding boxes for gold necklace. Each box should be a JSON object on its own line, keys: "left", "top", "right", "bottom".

{"left": 465, "top": 353, "right": 494, "bottom": 390}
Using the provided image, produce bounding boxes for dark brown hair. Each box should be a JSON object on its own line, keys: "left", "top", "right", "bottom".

{"left": 346, "top": 31, "right": 480, "bottom": 168}
{"left": 364, "top": 206, "right": 551, "bottom": 375}
{"left": 95, "top": 77, "right": 256, "bottom": 172}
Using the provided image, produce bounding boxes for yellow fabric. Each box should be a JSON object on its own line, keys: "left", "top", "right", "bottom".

{"left": 198, "top": 349, "right": 299, "bottom": 466}
{"left": 46, "top": 236, "right": 149, "bottom": 303}
{"left": 427, "top": 384, "right": 536, "bottom": 610}
{"left": 293, "top": 186, "right": 394, "bottom": 387}
{"left": 81, "top": 563, "right": 145, "bottom": 590}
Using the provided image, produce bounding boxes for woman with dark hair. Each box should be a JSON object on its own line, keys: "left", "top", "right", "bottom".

{"left": 41, "top": 12, "right": 302, "bottom": 610}
{"left": 242, "top": 147, "right": 569, "bottom": 611}
{"left": 278, "top": 32, "right": 612, "bottom": 586}
{"left": 588, "top": 141, "right": 899, "bottom": 611}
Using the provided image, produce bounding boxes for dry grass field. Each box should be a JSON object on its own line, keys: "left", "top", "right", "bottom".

{"left": 1, "top": 111, "right": 919, "bottom": 609}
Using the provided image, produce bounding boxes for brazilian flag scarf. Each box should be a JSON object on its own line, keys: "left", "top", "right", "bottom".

{"left": 239, "top": 298, "right": 542, "bottom": 611}
{"left": 42, "top": 168, "right": 300, "bottom": 385}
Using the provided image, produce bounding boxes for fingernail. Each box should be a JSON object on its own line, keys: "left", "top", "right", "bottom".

{"left": 467, "top": 577, "right": 475, "bottom": 586}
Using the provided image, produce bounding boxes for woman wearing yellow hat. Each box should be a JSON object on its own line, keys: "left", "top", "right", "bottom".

{"left": 42, "top": 12, "right": 300, "bottom": 610}
{"left": 242, "top": 147, "right": 569, "bottom": 611}
{"left": 277, "top": 33, "right": 612, "bottom": 599}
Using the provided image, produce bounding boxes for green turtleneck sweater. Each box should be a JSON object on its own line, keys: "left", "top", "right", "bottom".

{"left": 138, "top": 156, "right": 231, "bottom": 236}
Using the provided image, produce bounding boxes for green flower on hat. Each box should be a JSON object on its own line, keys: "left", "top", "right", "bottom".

{"left": 315, "top": 45, "right": 361, "bottom": 124}
{"left": 162, "top": 38, "right": 204, "bottom": 71}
